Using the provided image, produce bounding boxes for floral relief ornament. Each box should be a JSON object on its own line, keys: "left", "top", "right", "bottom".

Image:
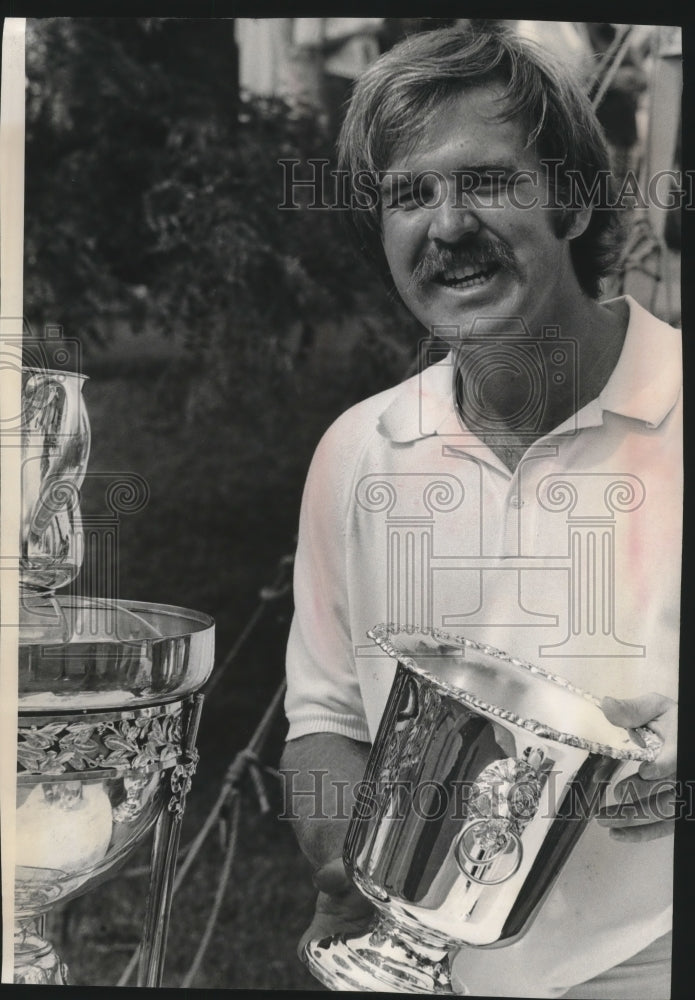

{"left": 17, "top": 707, "right": 185, "bottom": 777}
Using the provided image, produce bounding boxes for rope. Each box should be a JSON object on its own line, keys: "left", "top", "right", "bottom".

{"left": 591, "top": 27, "right": 636, "bottom": 111}
{"left": 180, "top": 792, "right": 242, "bottom": 988}
{"left": 587, "top": 24, "right": 633, "bottom": 106}
{"left": 116, "top": 935, "right": 140, "bottom": 986}
{"left": 121, "top": 690, "right": 285, "bottom": 881}
{"left": 116, "top": 692, "right": 286, "bottom": 986}
{"left": 115, "top": 562, "right": 291, "bottom": 988}
{"left": 204, "top": 552, "right": 294, "bottom": 697}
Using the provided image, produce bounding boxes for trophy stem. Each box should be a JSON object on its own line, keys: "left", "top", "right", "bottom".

{"left": 303, "top": 912, "right": 455, "bottom": 993}
{"left": 14, "top": 916, "right": 70, "bottom": 986}
{"left": 138, "top": 694, "right": 204, "bottom": 987}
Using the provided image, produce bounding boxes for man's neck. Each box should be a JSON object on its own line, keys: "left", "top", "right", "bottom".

{"left": 454, "top": 295, "right": 629, "bottom": 472}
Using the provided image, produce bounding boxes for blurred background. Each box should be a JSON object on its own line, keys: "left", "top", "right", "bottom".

{"left": 20, "top": 16, "right": 681, "bottom": 990}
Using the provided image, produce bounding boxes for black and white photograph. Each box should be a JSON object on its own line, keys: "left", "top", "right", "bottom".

{"left": 0, "top": 13, "right": 687, "bottom": 997}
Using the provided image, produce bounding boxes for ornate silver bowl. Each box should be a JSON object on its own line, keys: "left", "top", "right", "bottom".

{"left": 15, "top": 598, "right": 215, "bottom": 986}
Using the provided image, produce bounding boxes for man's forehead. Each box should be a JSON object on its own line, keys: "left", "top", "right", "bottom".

{"left": 382, "top": 84, "right": 531, "bottom": 174}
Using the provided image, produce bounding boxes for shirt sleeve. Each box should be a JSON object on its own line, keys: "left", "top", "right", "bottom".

{"left": 285, "top": 412, "right": 371, "bottom": 743}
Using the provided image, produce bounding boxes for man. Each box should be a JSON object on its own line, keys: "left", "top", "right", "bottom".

{"left": 282, "top": 25, "right": 680, "bottom": 999}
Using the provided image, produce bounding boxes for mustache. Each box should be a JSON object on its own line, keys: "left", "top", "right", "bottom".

{"left": 408, "top": 240, "right": 519, "bottom": 291}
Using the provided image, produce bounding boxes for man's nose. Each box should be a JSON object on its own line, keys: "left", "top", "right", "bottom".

{"left": 427, "top": 197, "right": 482, "bottom": 245}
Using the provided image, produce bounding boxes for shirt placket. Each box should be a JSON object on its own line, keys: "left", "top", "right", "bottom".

{"left": 502, "top": 473, "right": 524, "bottom": 557}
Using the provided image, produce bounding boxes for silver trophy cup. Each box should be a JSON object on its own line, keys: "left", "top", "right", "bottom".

{"left": 15, "top": 366, "right": 216, "bottom": 985}
{"left": 303, "top": 624, "right": 660, "bottom": 993}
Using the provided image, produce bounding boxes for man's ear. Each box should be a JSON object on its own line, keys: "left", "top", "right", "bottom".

{"left": 563, "top": 205, "right": 592, "bottom": 240}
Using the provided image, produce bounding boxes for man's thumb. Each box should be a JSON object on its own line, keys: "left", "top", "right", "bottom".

{"left": 312, "top": 857, "right": 352, "bottom": 894}
{"left": 601, "top": 692, "right": 670, "bottom": 729}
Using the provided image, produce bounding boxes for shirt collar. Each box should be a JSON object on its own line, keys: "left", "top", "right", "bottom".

{"left": 378, "top": 296, "right": 681, "bottom": 444}
{"left": 378, "top": 350, "right": 460, "bottom": 443}
{"left": 595, "top": 295, "right": 681, "bottom": 428}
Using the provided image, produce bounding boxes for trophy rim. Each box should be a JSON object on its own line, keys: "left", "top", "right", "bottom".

{"left": 18, "top": 597, "right": 215, "bottom": 710}
{"left": 368, "top": 622, "right": 659, "bottom": 763}
{"left": 19, "top": 594, "right": 215, "bottom": 637}
{"left": 22, "top": 366, "right": 89, "bottom": 381}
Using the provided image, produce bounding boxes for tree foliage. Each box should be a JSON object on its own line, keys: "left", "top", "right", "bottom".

{"left": 25, "top": 16, "right": 415, "bottom": 417}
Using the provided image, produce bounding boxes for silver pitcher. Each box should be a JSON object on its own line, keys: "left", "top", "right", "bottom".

{"left": 303, "top": 623, "right": 660, "bottom": 993}
{"left": 20, "top": 367, "right": 90, "bottom": 593}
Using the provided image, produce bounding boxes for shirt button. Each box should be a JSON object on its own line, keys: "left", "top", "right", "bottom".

{"left": 510, "top": 494, "right": 524, "bottom": 508}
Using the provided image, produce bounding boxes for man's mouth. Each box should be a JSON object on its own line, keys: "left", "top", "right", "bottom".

{"left": 436, "top": 262, "right": 501, "bottom": 288}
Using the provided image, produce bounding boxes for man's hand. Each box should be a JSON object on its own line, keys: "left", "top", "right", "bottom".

{"left": 298, "top": 857, "right": 374, "bottom": 960}
{"left": 281, "top": 735, "right": 373, "bottom": 960}
{"left": 597, "top": 693, "right": 677, "bottom": 842}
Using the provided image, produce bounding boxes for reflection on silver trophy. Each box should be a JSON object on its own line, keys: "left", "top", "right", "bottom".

{"left": 302, "top": 623, "right": 660, "bottom": 994}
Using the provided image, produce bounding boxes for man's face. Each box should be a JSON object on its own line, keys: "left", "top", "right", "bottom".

{"left": 380, "top": 84, "right": 579, "bottom": 335}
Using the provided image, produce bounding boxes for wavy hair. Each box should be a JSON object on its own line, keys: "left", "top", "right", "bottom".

{"left": 337, "top": 25, "right": 624, "bottom": 299}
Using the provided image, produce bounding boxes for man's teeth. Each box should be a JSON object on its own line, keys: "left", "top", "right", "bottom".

{"left": 453, "top": 264, "right": 483, "bottom": 279}
{"left": 441, "top": 264, "right": 494, "bottom": 285}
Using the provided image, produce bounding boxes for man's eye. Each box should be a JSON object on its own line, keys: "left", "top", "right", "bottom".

{"left": 393, "top": 187, "right": 419, "bottom": 209}
{"left": 477, "top": 174, "right": 506, "bottom": 194}
{"left": 417, "top": 181, "right": 442, "bottom": 206}
{"left": 452, "top": 172, "right": 509, "bottom": 199}
{"left": 384, "top": 187, "right": 416, "bottom": 210}
{"left": 392, "top": 182, "right": 440, "bottom": 210}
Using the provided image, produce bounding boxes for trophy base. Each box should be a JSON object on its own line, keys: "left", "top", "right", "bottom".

{"left": 14, "top": 918, "right": 71, "bottom": 986}
{"left": 303, "top": 916, "right": 456, "bottom": 993}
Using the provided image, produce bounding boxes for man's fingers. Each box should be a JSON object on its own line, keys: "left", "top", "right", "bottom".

{"left": 610, "top": 773, "right": 676, "bottom": 803}
{"left": 598, "top": 769, "right": 676, "bottom": 842}
{"left": 597, "top": 791, "right": 676, "bottom": 829}
{"left": 299, "top": 915, "right": 368, "bottom": 955}
{"left": 312, "top": 856, "right": 353, "bottom": 895}
{"left": 607, "top": 819, "right": 674, "bottom": 843}
{"left": 601, "top": 692, "right": 671, "bottom": 730}
{"left": 298, "top": 900, "right": 375, "bottom": 961}
{"left": 601, "top": 693, "right": 677, "bottom": 777}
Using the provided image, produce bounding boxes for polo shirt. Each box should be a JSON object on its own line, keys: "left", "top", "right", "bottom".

{"left": 285, "top": 296, "right": 681, "bottom": 995}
